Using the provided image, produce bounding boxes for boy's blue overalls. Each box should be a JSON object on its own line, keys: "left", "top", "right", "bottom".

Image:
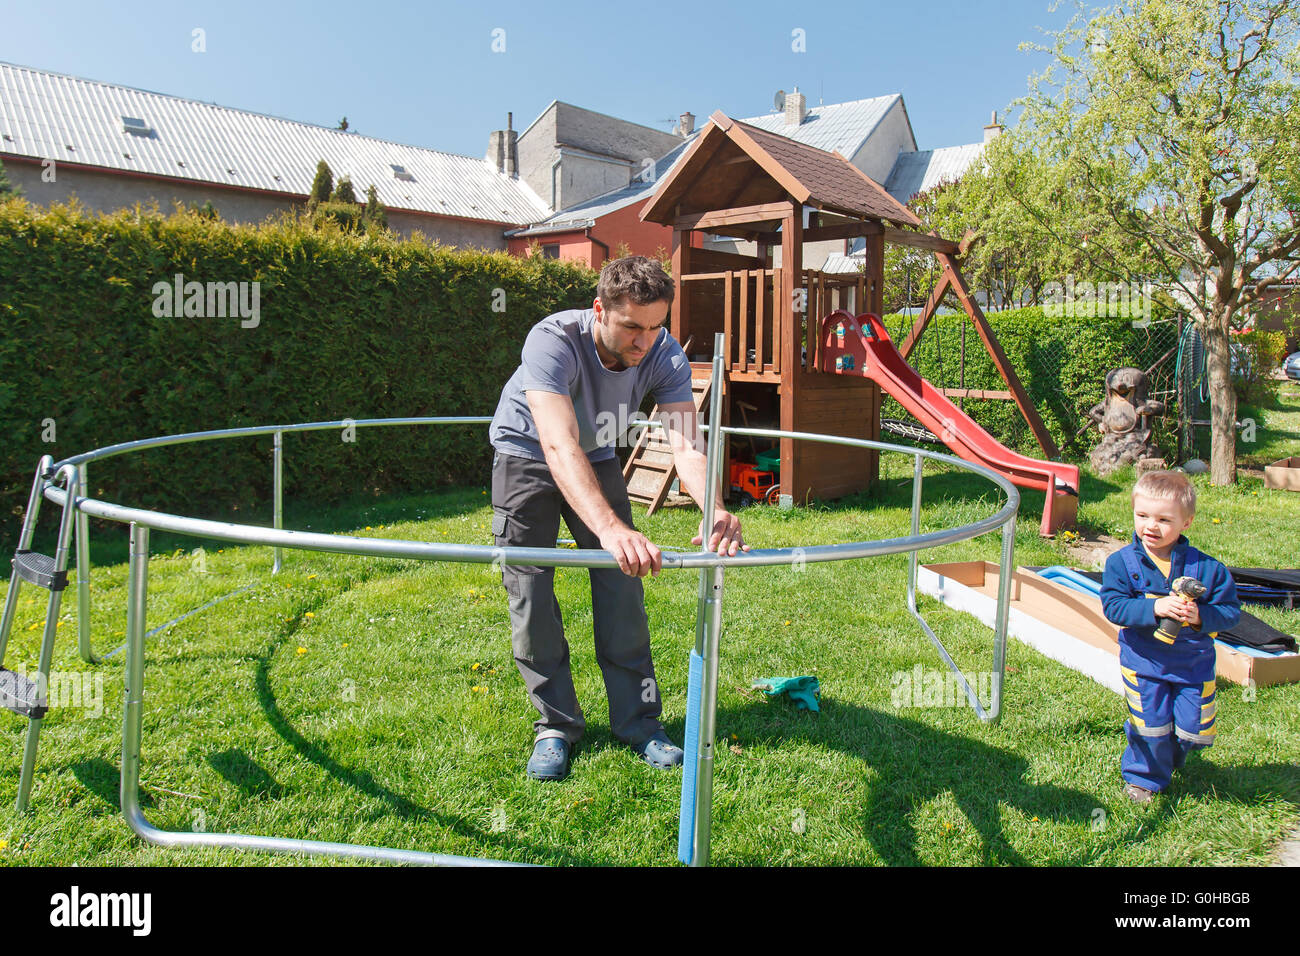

{"left": 1100, "top": 535, "right": 1241, "bottom": 792}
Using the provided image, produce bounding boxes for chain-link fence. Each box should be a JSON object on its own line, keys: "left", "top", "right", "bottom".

{"left": 880, "top": 312, "right": 1194, "bottom": 463}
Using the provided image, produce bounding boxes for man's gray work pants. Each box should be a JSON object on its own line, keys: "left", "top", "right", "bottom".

{"left": 491, "top": 450, "right": 663, "bottom": 747}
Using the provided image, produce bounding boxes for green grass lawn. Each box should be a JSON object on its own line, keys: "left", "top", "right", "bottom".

{"left": 1, "top": 402, "right": 1297, "bottom": 866}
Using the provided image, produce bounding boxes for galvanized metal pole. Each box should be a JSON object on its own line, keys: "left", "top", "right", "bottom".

{"left": 76, "top": 461, "right": 97, "bottom": 662}
{"left": 687, "top": 333, "right": 727, "bottom": 866}
{"left": 120, "top": 522, "right": 149, "bottom": 826}
{"left": 691, "top": 564, "right": 725, "bottom": 864}
{"left": 988, "top": 516, "right": 1016, "bottom": 722}
{"left": 272, "top": 430, "right": 283, "bottom": 574}
{"left": 908, "top": 452, "right": 924, "bottom": 602}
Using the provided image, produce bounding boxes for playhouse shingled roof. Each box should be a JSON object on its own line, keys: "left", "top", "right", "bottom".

{"left": 641, "top": 111, "right": 921, "bottom": 228}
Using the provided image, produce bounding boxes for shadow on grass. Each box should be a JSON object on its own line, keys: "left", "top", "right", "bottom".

{"left": 250, "top": 625, "right": 589, "bottom": 866}
{"left": 694, "top": 699, "right": 1100, "bottom": 866}
{"left": 1048, "top": 756, "right": 1300, "bottom": 865}
{"left": 70, "top": 757, "right": 154, "bottom": 811}
{"left": 208, "top": 749, "right": 288, "bottom": 800}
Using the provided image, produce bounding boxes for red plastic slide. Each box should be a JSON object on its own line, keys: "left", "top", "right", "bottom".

{"left": 820, "top": 310, "right": 1079, "bottom": 535}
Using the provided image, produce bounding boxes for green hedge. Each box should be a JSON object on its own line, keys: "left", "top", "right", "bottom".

{"left": 0, "top": 200, "right": 597, "bottom": 553}
{"left": 882, "top": 306, "right": 1181, "bottom": 459}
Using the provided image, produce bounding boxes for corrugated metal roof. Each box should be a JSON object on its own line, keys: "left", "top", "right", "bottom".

{"left": 821, "top": 252, "right": 864, "bottom": 275}
{"left": 883, "top": 143, "right": 985, "bottom": 204}
{"left": 740, "top": 94, "right": 901, "bottom": 159}
{"left": 839, "top": 142, "right": 986, "bottom": 256}
{"left": 732, "top": 119, "right": 921, "bottom": 226}
{"left": 506, "top": 137, "right": 694, "bottom": 236}
{"left": 0, "top": 61, "right": 551, "bottom": 224}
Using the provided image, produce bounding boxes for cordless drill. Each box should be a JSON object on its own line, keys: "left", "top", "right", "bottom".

{"left": 1155, "top": 575, "right": 1207, "bottom": 641}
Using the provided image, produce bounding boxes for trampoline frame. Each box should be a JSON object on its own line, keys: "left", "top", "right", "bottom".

{"left": 11, "top": 342, "right": 1020, "bottom": 867}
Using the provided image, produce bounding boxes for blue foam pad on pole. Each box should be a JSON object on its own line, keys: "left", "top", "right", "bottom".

{"left": 677, "top": 649, "right": 704, "bottom": 864}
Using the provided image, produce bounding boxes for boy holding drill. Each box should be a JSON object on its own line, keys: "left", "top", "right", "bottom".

{"left": 1100, "top": 470, "right": 1240, "bottom": 804}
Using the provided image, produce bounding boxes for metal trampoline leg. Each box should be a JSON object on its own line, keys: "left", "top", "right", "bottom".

{"left": 120, "top": 523, "right": 148, "bottom": 828}
{"left": 690, "top": 565, "right": 726, "bottom": 866}
{"left": 272, "top": 430, "right": 283, "bottom": 574}
{"left": 76, "top": 462, "right": 99, "bottom": 664}
{"left": 905, "top": 454, "right": 1014, "bottom": 724}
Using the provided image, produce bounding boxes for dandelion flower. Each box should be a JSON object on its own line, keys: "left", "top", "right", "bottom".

{"left": 471, "top": 663, "right": 481, "bottom": 671}
{"left": 296, "top": 646, "right": 307, "bottom": 655}
{"left": 304, "top": 612, "right": 315, "bottom": 619}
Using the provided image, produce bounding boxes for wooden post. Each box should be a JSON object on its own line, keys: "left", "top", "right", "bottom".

{"left": 739, "top": 270, "right": 750, "bottom": 373}
{"left": 941, "top": 253, "right": 1060, "bottom": 459}
{"left": 865, "top": 231, "right": 884, "bottom": 316}
{"left": 779, "top": 203, "right": 801, "bottom": 501}
{"left": 899, "top": 269, "right": 952, "bottom": 361}
{"left": 671, "top": 228, "right": 690, "bottom": 345}
{"left": 723, "top": 271, "right": 734, "bottom": 368}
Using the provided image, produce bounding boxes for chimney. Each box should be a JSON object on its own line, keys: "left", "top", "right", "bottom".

{"left": 983, "top": 109, "right": 1004, "bottom": 144}
{"left": 784, "top": 87, "right": 807, "bottom": 127}
{"left": 678, "top": 111, "right": 695, "bottom": 137}
{"left": 487, "top": 111, "right": 519, "bottom": 175}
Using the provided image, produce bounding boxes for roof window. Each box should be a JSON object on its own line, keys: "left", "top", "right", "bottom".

{"left": 121, "top": 116, "right": 153, "bottom": 136}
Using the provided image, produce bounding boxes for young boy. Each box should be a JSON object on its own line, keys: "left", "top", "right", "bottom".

{"left": 1100, "top": 470, "right": 1240, "bottom": 804}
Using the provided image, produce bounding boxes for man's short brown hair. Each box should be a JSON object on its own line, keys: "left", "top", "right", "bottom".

{"left": 596, "top": 256, "right": 675, "bottom": 311}
{"left": 1132, "top": 469, "right": 1197, "bottom": 515}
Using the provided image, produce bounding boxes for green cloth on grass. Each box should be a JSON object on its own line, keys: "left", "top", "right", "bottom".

{"left": 752, "top": 676, "right": 820, "bottom": 713}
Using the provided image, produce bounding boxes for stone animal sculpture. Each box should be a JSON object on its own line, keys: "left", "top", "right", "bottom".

{"left": 1086, "top": 367, "right": 1166, "bottom": 475}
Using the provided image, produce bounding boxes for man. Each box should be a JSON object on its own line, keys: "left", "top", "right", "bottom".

{"left": 488, "top": 256, "right": 746, "bottom": 781}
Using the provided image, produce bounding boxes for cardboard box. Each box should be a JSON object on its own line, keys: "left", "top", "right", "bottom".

{"left": 919, "top": 561, "right": 1300, "bottom": 690}
{"left": 1264, "top": 456, "right": 1300, "bottom": 491}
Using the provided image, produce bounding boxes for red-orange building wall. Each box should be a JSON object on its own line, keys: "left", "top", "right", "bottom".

{"left": 507, "top": 197, "right": 702, "bottom": 268}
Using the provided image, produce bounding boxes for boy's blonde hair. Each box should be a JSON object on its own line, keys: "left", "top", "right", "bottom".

{"left": 1132, "top": 470, "right": 1196, "bottom": 515}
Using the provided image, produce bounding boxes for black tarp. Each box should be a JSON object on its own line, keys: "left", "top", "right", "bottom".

{"left": 1226, "top": 568, "right": 1300, "bottom": 609}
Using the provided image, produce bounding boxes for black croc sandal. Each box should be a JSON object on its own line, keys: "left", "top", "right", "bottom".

{"left": 638, "top": 733, "right": 684, "bottom": 769}
{"left": 526, "top": 737, "right": 571, "bottom": 781}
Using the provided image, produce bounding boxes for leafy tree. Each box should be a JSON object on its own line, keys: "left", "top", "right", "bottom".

{"left": 0, "top": 157, "right": 20, "bottom": 197}
{"left": 363, "top": 184, "right": 388, "bottom": 231}
{"left": 998, "top": 0, "right": 1300, "bottom": 484}
{"left": 186, "top": 199, "right": 220, "bottom": 220}
{"left": 308, "top": 160, "right": 333, "bottom": 209}
{"left": 331, "top": 176, "right": 357, "bottom": 204}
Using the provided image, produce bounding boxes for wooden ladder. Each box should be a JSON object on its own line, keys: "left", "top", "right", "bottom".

{"left": 623, "top": 368, "right": 714, "bottom": 516}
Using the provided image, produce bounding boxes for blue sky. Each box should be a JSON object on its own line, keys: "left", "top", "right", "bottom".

{"left": 2, "top": 0, "right": 1076, "bottom": 156}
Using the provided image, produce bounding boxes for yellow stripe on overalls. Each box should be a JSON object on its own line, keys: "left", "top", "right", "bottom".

{"left": 1200, "top": 680, "right": 1217, "bottom": 731}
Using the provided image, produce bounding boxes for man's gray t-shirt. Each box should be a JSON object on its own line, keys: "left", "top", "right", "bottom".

{"left": 490, "top": 308, "right": 694, "bottom": 463}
